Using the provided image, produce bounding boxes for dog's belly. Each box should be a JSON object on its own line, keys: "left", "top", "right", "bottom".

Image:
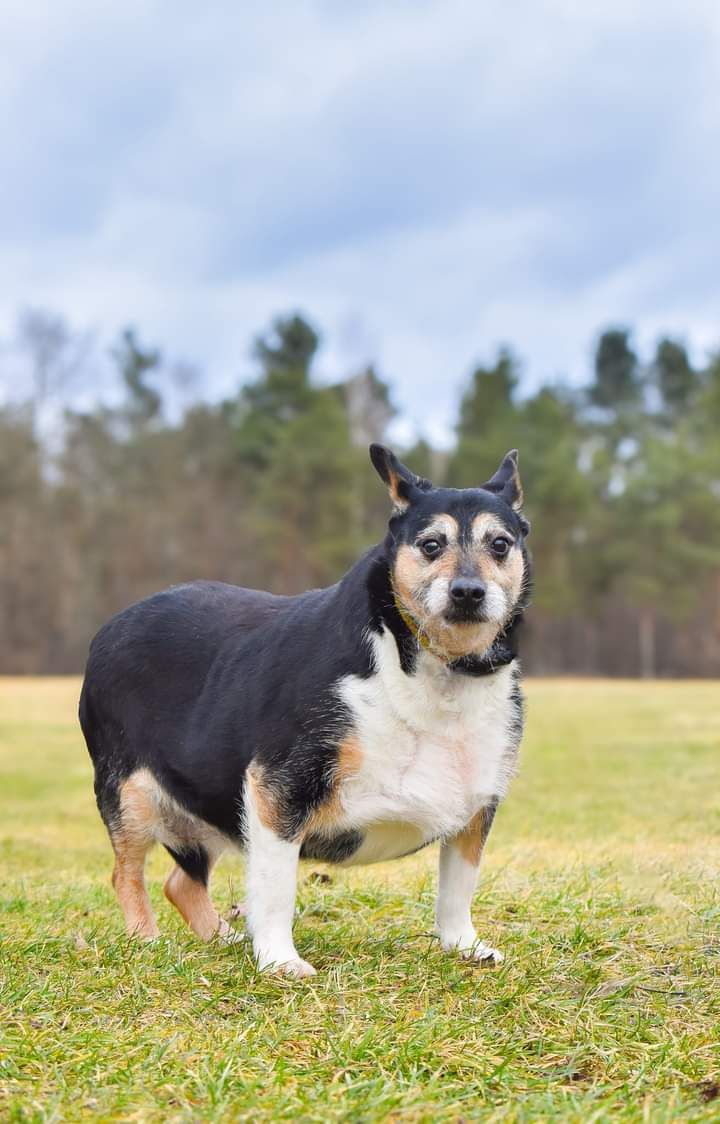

{"left": 338, "top": 821, "right": 429, "bottom": 866}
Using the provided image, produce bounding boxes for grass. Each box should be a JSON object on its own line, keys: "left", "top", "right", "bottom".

{"left": 1, "top": 677, "right": 719, "bottom": 1122}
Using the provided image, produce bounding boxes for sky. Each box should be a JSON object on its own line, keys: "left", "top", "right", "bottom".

{"left": 1, "top": 0, "right": 719, "bottom": 445}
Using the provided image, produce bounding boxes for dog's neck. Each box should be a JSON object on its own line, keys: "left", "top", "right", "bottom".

{"left": 390, "top": 585, "right": 519, "bottom": 677}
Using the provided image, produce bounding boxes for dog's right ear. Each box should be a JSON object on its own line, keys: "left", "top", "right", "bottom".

{"left": 369, "top": 444, "right": 432, "bottom": 512}
{"left": 482, "top": 449, "right": 524, "bottom": 511}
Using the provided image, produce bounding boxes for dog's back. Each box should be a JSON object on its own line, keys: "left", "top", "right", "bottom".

{"left": 80, "top": 580, "right": 293, "bottom": 828}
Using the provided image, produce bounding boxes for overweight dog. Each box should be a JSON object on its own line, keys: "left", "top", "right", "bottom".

{"left": 80, "top": 445, "right": 531, "bottom": 977}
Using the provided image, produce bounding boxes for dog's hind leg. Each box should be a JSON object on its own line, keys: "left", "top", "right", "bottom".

{"left": 109, "top": 831, "right": 159, "bottom": 940}
{"left": 111, "top": 840, "right": 159, "bottom": 939}
{"left": 109, "top": 772, "right": 161, "bottom": 939}
{"left": 164, "top": 846, "right": 242, "bottom": 944}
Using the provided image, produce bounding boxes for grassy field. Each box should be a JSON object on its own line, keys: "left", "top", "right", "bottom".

{"left": 1, "top": 678, "right": 718, "bottom": 1122}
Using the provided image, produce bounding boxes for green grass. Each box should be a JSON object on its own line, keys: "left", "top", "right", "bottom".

{"left": 1, "top": 678, "right": 719, "bottom": 1122}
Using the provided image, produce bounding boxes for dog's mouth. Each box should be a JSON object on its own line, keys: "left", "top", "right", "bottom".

{"left": 443, "top": 604, "right": 490, "bottom": 625}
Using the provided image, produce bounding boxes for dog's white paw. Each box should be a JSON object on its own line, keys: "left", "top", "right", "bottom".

{"left": 276, "top": 957, "right": 317, "bottom": 979}
{"left": 460, "top": 940, "right": 504, "bottom": 965}
{"left": 258, "top": 953, "right": 314, "bottom": 980}
{"left": 256, "top": 950, "right": 317, "bottom": 978}
{"left": 440, "top": 929, "right": 504, "bottom": 966}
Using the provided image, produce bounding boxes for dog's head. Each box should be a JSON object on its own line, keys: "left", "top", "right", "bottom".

{"left": 370, "top": 444, "right": 531, "bottom": 659}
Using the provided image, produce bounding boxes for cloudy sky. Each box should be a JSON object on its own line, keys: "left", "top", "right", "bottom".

{"left": 1, "top": 0, "right": 719, "bottom": 443}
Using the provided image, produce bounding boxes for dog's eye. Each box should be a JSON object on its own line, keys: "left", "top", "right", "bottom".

{"left": 420, "top": 539, "right": 443, "bottom": 558}
{"left": 491, "top": 537, "right": 511, "bottom": 558}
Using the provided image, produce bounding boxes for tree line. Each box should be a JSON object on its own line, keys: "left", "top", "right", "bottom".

{"left": 1, "top": 310, "right": 719, "bottom": 676}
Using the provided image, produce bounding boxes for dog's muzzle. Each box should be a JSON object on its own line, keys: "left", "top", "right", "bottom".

{"left": 444, "top": 578, "right": 488, "bottom": 623}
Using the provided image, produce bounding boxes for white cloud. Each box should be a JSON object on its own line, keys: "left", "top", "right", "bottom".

{"left": 0, "top": 0, "right": 719, "bottom": 442}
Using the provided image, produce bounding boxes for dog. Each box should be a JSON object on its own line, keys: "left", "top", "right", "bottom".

{"left": 79, "top": 444, "right": 531, "bottom": 977}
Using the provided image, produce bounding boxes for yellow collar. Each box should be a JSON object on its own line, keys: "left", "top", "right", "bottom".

{"left": 392, "top": 590, "right": 434, "bottom": 653}
{"left": 390, "top": 587, "right": 513, "bottom": 677}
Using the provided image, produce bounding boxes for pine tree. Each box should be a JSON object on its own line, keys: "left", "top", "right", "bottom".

{"left": 446, "top": 348, "right": 521, "bottom": 486}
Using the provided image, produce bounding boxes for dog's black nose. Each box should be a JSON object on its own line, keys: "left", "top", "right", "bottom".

{"left": 449, "top": 578, "right": 486, "bottom": 605}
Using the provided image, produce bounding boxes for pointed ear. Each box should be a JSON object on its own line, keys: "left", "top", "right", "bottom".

{"left": 369, "top": 444, "right": 431, "bottom": 512}
{"left": 482, "top": 449, "right": 524, "bottom": 512}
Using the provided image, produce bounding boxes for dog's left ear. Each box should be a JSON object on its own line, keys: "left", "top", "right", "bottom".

{"left": 482, "top": 449, "right": 527, "bottom": 523}
{"left": 369, "top": 444, "right": 432, "bottom": 512}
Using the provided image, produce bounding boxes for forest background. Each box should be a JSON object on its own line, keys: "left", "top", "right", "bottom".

{"left": 2, "top": 307, "right": 719, "bottom": 677}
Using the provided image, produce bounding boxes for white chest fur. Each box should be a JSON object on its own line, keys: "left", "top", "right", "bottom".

{"left": 335, "top": 630, "right": 521, "bottom": 864}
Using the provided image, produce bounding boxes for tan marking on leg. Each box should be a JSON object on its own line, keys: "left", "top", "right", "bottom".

{"left": 111, "top": 844, "right": 160, "bottom": 940}
{"left": 111, "top": 771, "right": 161, "bottom": 939}
{"left": 304, "top": 734, "right": 363, "bottom": 836}
{"left": 453, "top": 808, "right": 494, "bottom": 867}
{"left": 248, "top": 736, "right": 363, "bottom": 843}
{"left": 163, "top": 864, "right": 240, "bottom": 943}
{"left": 119, "top": 769, "right": 161, "bottom": 834}
{"left": 245, "top": 763, "right": 283, "bottom": 834}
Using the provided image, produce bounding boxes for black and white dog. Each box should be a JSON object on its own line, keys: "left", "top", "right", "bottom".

{"left": 80, "top": 445, "right": 531, "bottom": 977}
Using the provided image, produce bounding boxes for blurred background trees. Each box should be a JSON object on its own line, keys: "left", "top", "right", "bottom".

{"left": 0, "top": 312, "right": 718, "bottom": 676}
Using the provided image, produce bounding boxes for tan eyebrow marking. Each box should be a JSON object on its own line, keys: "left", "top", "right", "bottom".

{"left": 416, "top": 515, "right": 459, "bottom": 546}
{"left": 471, "top": 513, "right": 515, "bottom": 546}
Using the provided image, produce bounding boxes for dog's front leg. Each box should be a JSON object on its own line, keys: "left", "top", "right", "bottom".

{"left": 435, "top": 802, "right": 503, "bottom": 965}
{"left": 244, "top": 776, "right": 316, "bottom": 978}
